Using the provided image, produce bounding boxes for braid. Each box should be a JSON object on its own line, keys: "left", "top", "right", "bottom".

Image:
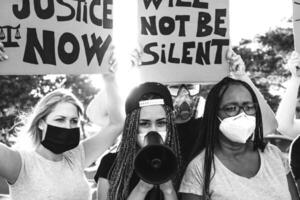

{"left": 198, "top": 77, "right": 267, "bottom": 200}
{"left": 108, "top": 109, "right": 140, "bottom": 200}
{"left": 108, "top": 105, "right": 183, "bottom": 199}
{"left": 164, "top": 106, "right": 183, "bottom": 190}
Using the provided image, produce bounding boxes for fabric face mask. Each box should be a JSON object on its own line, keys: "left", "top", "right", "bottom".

{"left": 137, "top": 131, "right": 167, "bottom": 147}
{"left": 41, "top": 124, "right": 80, "bottom": 154}
{"left": 219, "top": 112, "right": 256, "bottom": 144}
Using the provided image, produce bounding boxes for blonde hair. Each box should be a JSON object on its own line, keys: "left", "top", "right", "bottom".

{"left": 16, "top": 89, "right": 83, "bottom": 148}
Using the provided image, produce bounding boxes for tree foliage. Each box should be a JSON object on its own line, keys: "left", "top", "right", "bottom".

{"left": 0, "top": 75, "right": 99, "bottom": 145}
{"left": 233, "top": 26, "right": 294, "bottom": 112}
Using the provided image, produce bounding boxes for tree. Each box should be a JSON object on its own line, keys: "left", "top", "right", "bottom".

{"left": 233, "top": 26, "right": 294, "bottom": 112}
{"left": 63, "top": 75, "right": 99, "bottom": 106}
{"left": 0, "top": 75, "right": 99, "bottom": 146}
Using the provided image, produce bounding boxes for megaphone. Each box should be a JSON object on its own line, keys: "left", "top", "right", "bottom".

{"left": 134, "top": 131, "right": 178, "bottom": 185}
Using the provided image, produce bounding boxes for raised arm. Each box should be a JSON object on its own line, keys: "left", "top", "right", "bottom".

{"left": 82, "top": 49, "right": 124, "bottom": 167}
{"left": 0, "top": 42, "right": 21, "bottom": 184}
{"left": 86, "top": 89, "right": 110, "bottom": 128}
{"left": 227, "top": 49, "right": 278, "bottom": 135}
{"left": 0, "top": 143, "right": 21, "bottom": 184}
{"left": 276, "top": 51, "right": 300, "bottom": 139}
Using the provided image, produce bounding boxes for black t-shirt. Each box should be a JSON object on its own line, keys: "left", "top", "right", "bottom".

{"left": 290, "top": 135, "right": 300, "bottom": 180}
{"left": 176, "top": 117, "right": 203, "bottom": 166}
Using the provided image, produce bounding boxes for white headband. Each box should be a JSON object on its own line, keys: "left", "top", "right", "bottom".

{"left": 139, "top": 99, "right": 165, "bottom": 107}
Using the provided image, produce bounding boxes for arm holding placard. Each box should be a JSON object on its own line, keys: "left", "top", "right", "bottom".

{"left": 82, "top": 47, "right": 124, "bottom": 168}
{"left": 276, "top": 51, "right": 300, "bottom": 139}
{"left": 227, "top": 49, "right": 278, "bottom": 136}
{"left": 0, "top": 42, "right": 25, "bottom": 184}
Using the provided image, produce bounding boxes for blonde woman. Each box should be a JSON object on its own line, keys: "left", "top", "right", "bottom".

{"left": 0, "top": 50, "right": 123, "bottom": 200}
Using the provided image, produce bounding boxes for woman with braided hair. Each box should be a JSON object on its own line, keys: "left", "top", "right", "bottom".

{"left": 94, "top": 82, "right": 183, "bottom": 200}
{"left": 179, "top": 76, "right": 299, "bottom": 200}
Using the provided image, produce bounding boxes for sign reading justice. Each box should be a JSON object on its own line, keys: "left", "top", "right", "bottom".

{"left": 0, "top": 0, "right": 113, "bottom": 75}
{"left": 138, "top": 0, "right": 230, "bottom": 83}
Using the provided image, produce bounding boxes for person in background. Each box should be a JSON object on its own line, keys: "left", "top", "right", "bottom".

{"left": 166, "top": 83, "right": 205, "bottom": 166}
{"left": 0, "top": 46, "right": 124, "bottom": 200}
{"left": 179, "top": 75, "right": 299, "bottom": 200}
{"left": 276, "top": 51, "right": 300, "bottom": 193}
{"left": 168, "top": 83, "right": 204, "bottom": 124}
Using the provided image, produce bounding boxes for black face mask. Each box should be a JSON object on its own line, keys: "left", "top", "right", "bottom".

{"left": 41, "top": 124, "right": 80, "bottom": 154}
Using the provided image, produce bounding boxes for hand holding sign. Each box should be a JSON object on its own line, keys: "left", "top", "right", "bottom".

{"left": 130, "top": 47, "right": 143, "bottom": 68}
{"left": 227, "top": 49, "right": 246, "bottom": 79}
{"left": 0, "top": 42, "right": 8, "bottom": 61}
{"left": 286, "top": 51, "right": 300, "bottom": 79}
{"left": 102, "top": 46, "right": 118, "bottom": 82}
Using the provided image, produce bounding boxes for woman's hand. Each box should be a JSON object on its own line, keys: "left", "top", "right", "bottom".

{"left": 0, "top": 42, "right": 8, "bottom": 61}
{"left": 160, "top": 181, "right": 178, "bottom": 200}
{"left": 226, "top": 49, "right": 246, "bottom": 79}
{"left": 130, "top": 47, "right": 143, "bottom": 68}
{"left": 127, "top": 180, "right": 154, "bottom": 200}
{"left": 102, "top": 45, "right": 118, "bottom": 81}
{"left": 287, "top": 51, "right": 300, "bottom": 80}
{"left": 136, "top": 180, "right": 154, "bottom": 194}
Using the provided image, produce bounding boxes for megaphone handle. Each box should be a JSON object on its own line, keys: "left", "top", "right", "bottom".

{"left": 148, "top": 185, "right": 163, "bottom": 200}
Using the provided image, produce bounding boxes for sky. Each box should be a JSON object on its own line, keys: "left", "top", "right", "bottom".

{"left": 113, "top": 0, "right": 293, "bottom": 47}
{"left": 230, "top": 0, "right": 292, "bottom": 45}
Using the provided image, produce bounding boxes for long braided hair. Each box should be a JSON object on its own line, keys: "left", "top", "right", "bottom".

{"left": 189, "top": 77, "right": 266, "bottom": 199}
{"left": 107, "top": 94, "right": 182, "bottom": 200}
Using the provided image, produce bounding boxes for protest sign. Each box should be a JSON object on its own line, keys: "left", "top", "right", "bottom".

{"left": 0, "top": 0, "right": 113, "bottom": 75}
{"left": 138, "top": 0, "right": 230, "bottom": 84}
{"left": 294, "top": 0, "right": 300, "bottom": 52}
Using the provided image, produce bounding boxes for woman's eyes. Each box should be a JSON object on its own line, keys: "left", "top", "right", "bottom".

{"left": 55, "top": 118, "right": 64, "bottom": 122}
{"left": 139, "top": 121, "right": 167, "bottom": 127}
{"left": 224, "top": 105, "right": 238, "bottom": 112}
{"left": 55, "top": 118, "right": 78, "bottom": 124}
{"left": 71, "top": 119, "right": 78, "bottom": 124}
{"left": 157, "top": 121, "right": 167, "bottom": 127}
{"left": 139, "top": 121, "right": 150, "bottom": 127}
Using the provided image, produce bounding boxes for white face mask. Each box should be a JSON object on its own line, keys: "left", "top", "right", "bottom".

{"left": 219, "top": 112, "right": 256, "bottom": 144}
{"left": 137, "top": 131, "right": 167, "bottom": 147}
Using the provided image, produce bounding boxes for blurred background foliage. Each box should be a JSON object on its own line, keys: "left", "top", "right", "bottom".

{"left": 0, "top": 75, "right": 99, "bottom": 146}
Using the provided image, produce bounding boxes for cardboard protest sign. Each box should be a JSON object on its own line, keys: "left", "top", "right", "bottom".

{"left": 138, "top": 0, "right": 230, "bottom": 84}
{"left": 0, "top": 0, "right": 113, "bottom": 75}
{"left": 294, "top": 0, "right": 300, "bottom": 52}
